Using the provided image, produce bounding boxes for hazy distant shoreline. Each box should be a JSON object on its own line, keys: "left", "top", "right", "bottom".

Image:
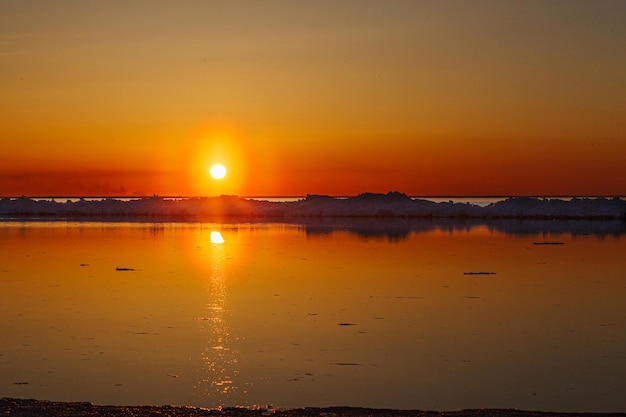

{"left": 1, "top": 192, "right": 625, "bottom": 220}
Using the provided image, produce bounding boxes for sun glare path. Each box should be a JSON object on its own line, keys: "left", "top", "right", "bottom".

{"left": 210, "top": 231, "right": 225, "bottom": 244}
{"left": 209, "top": 164, "right": 227, "bottom": 180}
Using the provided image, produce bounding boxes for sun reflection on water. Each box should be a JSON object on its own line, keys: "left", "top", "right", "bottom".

{"left": 210, "top": 231, "right": 225, "bottom": 244}
{"left": 195, "top": 230, "right": 243, "bottom": 406}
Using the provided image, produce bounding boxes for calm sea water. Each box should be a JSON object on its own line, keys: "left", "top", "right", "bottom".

{"left": 1, "top": 219, "right": 625, "bottom": 412}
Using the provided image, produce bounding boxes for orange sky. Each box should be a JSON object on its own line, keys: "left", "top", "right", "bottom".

{"left": 1, "top": 1, "right": 625, "bottom": 197}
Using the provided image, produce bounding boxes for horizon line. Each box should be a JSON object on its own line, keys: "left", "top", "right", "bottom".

{"left": 3, "top": 193, "right": 625, "bottom": 200}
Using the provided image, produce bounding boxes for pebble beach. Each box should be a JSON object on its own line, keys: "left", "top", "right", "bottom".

{"left": 2, "top": 399, "right": 625, "bottom": 417}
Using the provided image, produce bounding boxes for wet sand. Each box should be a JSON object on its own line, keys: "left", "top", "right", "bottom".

{"left": 1, "top": 399, "right": 624, "bottom": 417}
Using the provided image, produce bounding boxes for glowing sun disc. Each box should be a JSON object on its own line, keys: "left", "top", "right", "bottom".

{"left": 209, "top": 164, "right": 227, "bottom": 179}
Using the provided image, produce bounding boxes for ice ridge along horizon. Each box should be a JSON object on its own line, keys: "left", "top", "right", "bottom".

{"left": 1, "top": 192, "right": 625, "bottom": 219}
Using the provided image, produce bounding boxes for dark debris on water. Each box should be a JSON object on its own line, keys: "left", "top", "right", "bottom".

{"left": 533, "top": 241, "right": 565, "bottom": 245}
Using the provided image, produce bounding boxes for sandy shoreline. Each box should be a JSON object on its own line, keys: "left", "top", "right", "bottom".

{"left": 1, "top": 399, "right": 624, "bottom": 417}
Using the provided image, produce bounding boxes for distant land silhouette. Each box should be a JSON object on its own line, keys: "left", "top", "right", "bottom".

{"left": 1, "top": 193, "right": 625, "bottom": 229}
{"left": 1, "top": 192, "right": 625, "bottom": 219}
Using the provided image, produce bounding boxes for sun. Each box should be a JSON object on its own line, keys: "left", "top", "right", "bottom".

{"left": 209, "top": 163, "right": 227, "bottom": 179}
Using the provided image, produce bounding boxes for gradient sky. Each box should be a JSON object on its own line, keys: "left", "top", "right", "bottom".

{"left": 1, "top": 0, "right": 624, "bottom": 197}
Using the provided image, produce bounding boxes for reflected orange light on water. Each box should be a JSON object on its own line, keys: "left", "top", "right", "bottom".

{"left": 222, "top": 225, "right": 626, "bottom": 410}
{"left": 0, "top": 223, "right": 211, "bottom": 405}
{"left": 195, "top": 229, "right": 242, "bottom": 406}
{"left": 210, "top": 231, "right": 225, "bottom": 244}
{"left": 1, "top": 222, "right": 625, "bottom": 411}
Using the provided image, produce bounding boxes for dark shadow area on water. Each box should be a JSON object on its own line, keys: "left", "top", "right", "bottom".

{"left": 2, "top": 216, "right": 624, "bottom": 240}
{"left": 298, "top": 217, "right": 626, "bottom": 241}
